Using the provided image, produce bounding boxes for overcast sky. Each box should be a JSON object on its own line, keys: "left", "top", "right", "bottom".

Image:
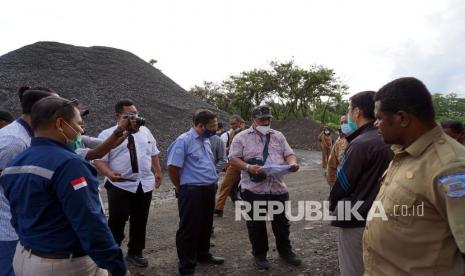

{"left": 1, "top": 0, "right": 464, "bottom": 96}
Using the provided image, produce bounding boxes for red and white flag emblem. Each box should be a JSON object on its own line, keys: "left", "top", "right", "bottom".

{"left": 71, "top": 177, "right": 88, "bottom": 190}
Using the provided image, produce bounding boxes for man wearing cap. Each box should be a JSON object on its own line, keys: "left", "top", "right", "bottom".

{"left": 229, "top": 105, "right": 301, "bottom": 270}
{"left": 0, "top": 87, "right": 58, "bottom": 276}
{"left": 0, "top": 110, "right": 14, "bottom": 129}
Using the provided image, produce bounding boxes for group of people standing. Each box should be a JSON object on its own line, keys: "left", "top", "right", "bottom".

{"left": 320, "top": 77, "right": 465, "bottom": 276}
{"left": 1, "top": 76, "right": 465, "bottom": 276}
{"left": 0, "top": 92, "right": 162, "bottom": 276}
{"left": 0, "top": 89, "right": 303, "bottom": 276}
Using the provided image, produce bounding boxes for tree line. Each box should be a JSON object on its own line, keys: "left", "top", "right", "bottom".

{"left": 188, "top": 59, "right": 465, "bottom": 129}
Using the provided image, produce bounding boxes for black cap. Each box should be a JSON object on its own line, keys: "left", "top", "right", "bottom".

{"left": 252, "top": 105, "right": 273, "bottom": 118}
{"left": 76, "top": 102, "right": 89, "bottom": 117}
{"left": 80, "top": 109, "right": 89, "bottom": 117}
{"left": 0, "top": 110, "right": 14, "bottom": 122}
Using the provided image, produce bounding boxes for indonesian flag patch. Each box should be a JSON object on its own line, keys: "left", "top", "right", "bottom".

{"left": 71, "top": 177, "right": 88, "bottom": 190}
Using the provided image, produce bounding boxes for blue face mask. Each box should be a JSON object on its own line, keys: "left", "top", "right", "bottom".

{"left": 204, "top": 129, "right": 216, "bottom": 138}
{"left": 341, "top": 111, "right": 358, "bottom": 136}
{"left": 341, "top": 123, "right": 356, "bottom": 136}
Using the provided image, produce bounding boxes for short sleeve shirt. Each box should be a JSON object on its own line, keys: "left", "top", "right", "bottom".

{"left": 364, "top": 126, "right": 465, "bottom": 275}
{"left": 167, "top": 128, "right": 218, "bottom": 185}
{"left": 228, "top": 127, "right": 294, "bottom": 194}
{"left": 97, "top": 126, "right": 160, "bottom": 193}
{"left": 0, "top": 119, "right": 32, "bottom": 241}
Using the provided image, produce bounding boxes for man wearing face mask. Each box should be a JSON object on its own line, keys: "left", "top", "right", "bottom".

{"left": 326, "top": 116, "right": 349, "bottom": 187}
{"left": 328, "top": 91, "right": 393, "bottom": 276}
{"left": 167, "top": 109, "right": 225, "bottom": 276}
{"left": 74, "top": 109, "right": 134, "bottom": 161}
{"left": 318, "top": 127, "right": 333, "bottom": 169}
{"left": 0, "top": 96, "right": 129, "bottom": 276}
{"left": 0, "top": 87, "right": 58, "bottom": 276}
{"left": 94, "top": 99, "right": 163, "bottom": 268}
{"left": 229, "top": 105, "right": 301, "bottom": 270}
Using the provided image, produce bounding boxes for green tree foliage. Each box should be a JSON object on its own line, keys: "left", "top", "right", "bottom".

{"left": 188, "top": 60, "right": 349, "bottom": 126}
{"left": 432, "top": 93, "right": 465, "bottom": 123}
{"left": 148, "top": 59, "right": 158, "bottom": 65}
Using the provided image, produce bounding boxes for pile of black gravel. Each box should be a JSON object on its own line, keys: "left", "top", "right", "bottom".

{"left": 0, "top": 41, "right": 228, "bottom": 166}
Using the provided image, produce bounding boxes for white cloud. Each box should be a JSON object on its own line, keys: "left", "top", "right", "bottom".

{"left": 0, "top": 0, "right": 462, "bottom": 96}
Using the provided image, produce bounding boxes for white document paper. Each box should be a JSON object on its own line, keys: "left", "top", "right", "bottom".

{"left": 260, "top": 164, "right": 293, "bottom": 177}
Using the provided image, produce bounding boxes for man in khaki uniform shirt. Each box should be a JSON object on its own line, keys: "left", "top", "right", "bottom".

{"left": 364, "top": 77, "right": 465, "bottom": 275}
{"left": 326, "top": 116, "right": 348, "bottom": 187}
{"left": 319, "top": 127, "right": 333, "bottom": 169}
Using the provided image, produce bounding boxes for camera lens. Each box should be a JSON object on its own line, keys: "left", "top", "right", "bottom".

{"left": 136, "top": 117, "right": 145, "bottom": 126}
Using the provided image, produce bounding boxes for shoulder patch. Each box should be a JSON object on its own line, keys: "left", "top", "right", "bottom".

{"left": 71, "top": 177, "right": 88, "bottom": 190}
{"left": 438, "top": 173, "right": 465, "bottom": 198}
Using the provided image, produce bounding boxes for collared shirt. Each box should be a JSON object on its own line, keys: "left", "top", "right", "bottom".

{"left": 98, "top": 126, "right": 160, "bottom": 193}
{"left": 0, "top": 137, "right": 127, "bottom": 275}
{"left": 364, "top": 126, "right": 465, "bottom": 275}
{"left": 326, "top": 137, "right": 348, "bottom": 186}
{"left": 167, "top": 128, "right": 218, "bottom": 185}
{"left": 0, "top": 118, "right": 33, "bottom": 241}
{"left": 228, "top": 126, "right": 294, "bottom": 194}
{"left": 319, "top": 132, "right": 333, "bottom": 149}
{"left": 209, "top": 135, "right": 227, "bottom": 173}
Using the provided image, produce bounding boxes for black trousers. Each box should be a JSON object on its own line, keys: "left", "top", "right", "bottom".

{"left": 176, "top": 184, "right": 215, "bottom": 274}
{"left": 241, "top": 190, "right": 292, "bottom": 258}
{"left": 105, "top": 181, "right": 153, "bottom": 255}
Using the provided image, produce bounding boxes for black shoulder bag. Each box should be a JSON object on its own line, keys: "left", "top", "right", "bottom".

{"left": 246, "top": 133, "right": 271, "bottom": 182}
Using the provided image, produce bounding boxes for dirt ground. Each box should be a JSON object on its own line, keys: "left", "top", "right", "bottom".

{"left": 101, "top": 149, "right": 340, "bottom": 276}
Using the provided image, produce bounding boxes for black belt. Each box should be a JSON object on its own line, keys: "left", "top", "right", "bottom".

{"left": 21, "top": 244, "right": 87, "bottom": 259}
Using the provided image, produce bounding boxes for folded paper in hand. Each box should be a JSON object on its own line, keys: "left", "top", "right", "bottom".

{"left": 260, "top": 164, "right": 293, "bottom": 177}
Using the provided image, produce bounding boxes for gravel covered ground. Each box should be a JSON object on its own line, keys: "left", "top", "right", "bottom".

{"left": 101, "top": 149, "right": 340, "bottom": 276}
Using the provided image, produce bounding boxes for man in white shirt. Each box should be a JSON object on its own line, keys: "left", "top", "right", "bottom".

{"left": 94, "top": 99, "right": 162, "bottom": 268}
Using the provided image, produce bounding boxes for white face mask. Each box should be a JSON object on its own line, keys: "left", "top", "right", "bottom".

{"left": 256, "top": 125, "right": 270, "bottom": 135}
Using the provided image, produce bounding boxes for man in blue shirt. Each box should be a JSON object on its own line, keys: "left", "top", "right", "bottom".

{"left": 167, "top": 109, "right": 225, "bottom": 276}
{"left": 0, "top": 96, "right": 129, "bottom": 276}
{"left": 0, "top": 87, "right": 57, "bottom": 276}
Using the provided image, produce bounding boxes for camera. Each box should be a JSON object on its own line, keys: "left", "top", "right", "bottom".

{"left": 135, "top": 116, "right": 145, "bottom": 126}
{"left": 123, "top": 113, "right": 146, "bottom": 127}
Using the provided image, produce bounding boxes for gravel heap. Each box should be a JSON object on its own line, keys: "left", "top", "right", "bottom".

{"left": 273, "top": 117, "right": 325, "bottom": 150}
{"left": 0, "top": 41, "right": 228, "bottom": 166}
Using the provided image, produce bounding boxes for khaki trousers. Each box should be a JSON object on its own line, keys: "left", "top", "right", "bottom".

{"left": 321, "top": 147, "right": 330, "bottom": 169}
{"left": 13, "top": 243, "right": 108, "bottom": 276}
{"left": 214, "top": 164, "right": 241, "bottom": 211}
